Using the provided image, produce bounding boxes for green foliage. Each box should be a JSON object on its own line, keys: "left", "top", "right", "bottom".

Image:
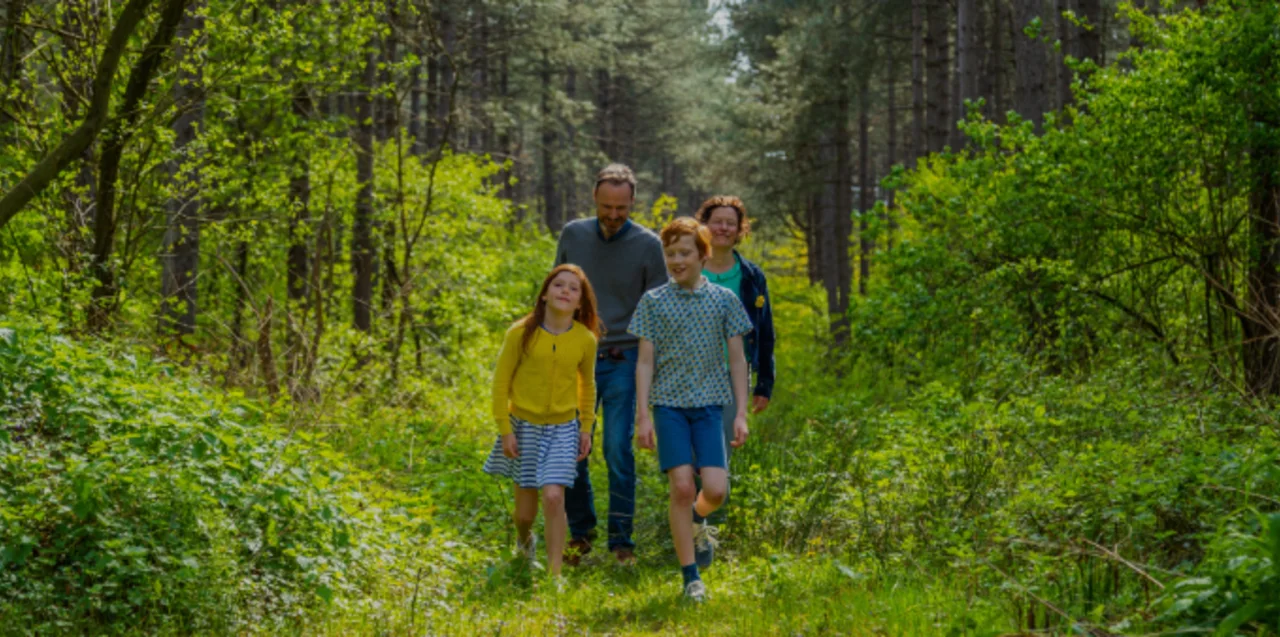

{"left": 0, "top": 321, "right": 439, "bottom": 633}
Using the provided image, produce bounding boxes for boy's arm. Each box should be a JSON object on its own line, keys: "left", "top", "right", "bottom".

{"left": 727, "top": 334, "right": 749, "bottom": 447}
{"left": 635, "top": 339, "right": 656, "bottom": 450}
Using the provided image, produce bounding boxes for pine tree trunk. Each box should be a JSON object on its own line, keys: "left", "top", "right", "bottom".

{"left": 409, "top": 41, "right": 423, "bottom": 154}
{"left": 991, "top": 0, "right": 1007, "bottom": 122}
{"left": 1013, "top": 0, "right": 1049, "bottom": 132}
{"left": 596, "top": 69, "right": 612, "bottom": 157}
{"left": 886, "top": 50, "right": 899, "bottom": 248}
{"left": 911, "top": 0, "right": 926, "bottom": 159}
{"left": 352, "top": 29, "right": 377, "bottom": 334}
{"left": 160, "top": 4, "right": 205, "bottom": 337}
{"left": 832, "top": 96, "right": 853, "bottom": 342}
{"left": 564, "top": 66, "right": 578, "bottom": 218}
{"left": 925, "top": 0, "right": 951, "bottom": 152}
{"left": 1076, "top": 0, "right": 1102, "bottom": 65}
{"left": 1056, "top": 0, "right": 1075, "bottom": 109}
{"left": 957, "top": 0, "right": 979, "bottom": 144}
{"left": 540, "top": 50, "right": 561, "bottom": 231}
{"left": 857, "top": 77, "right": 872, "bottom": 297}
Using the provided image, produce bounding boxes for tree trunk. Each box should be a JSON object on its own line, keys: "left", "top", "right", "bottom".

{"left": 1242, "top": 51, "right": 1280, "bottom": 396}
{"left": 991, "top": 0, "right": 1007, "bottom": 123}
{"left": 0, "top": 0, "right": 157, "bottom": 233}
{"left": 957, "top": 0, "right": 980, "bottom": 141}
{"left": 1076, "top": 0, "right": 1102, "bottom": 65}
{"left": 470, "top": 2, "right": 489, "bottom": 151}
{"left": 353, "top": 29, "right": 377, "bottom": 334}
{"left": 831, "top": 97, "right": 853, "bottom": 342}
{"left": 911, "top": 0, "right": 926, "bottom": 159}
{"left": 565, "top": 65, "right": 578, "bottom": 218}
{"left": 1013, "top": 0, "right": 1049, "bottom": 132}
{"left": 857, "top": 77, "right": 872, "bottom": 297}
{"left": 1056, "top": 0, "right": 1075, "bottom": 109}
{"left": 409, "top": 43, "right": 423, "bottom": 154}
{"left": 0, "top": 0, "right": 30, "bottom": 137}
{"left": 925, "top": 0, "right": 951, "bottom": 152}
{"left": 596, "top": 69, "right": 612, "bottom": 157}
{"left": 287, "top": 82, "right": 311, "bottom": 387}
{"left": 88, "top": 0, "right": 188, "bottom": 330}
{"left": 886, "top": 50, "right": 899, "bottom": 249}
{"left": 806, "top": 192, "right": 821, "bottom": 285}
{"left": 540, "top": 50, "right": 561, "bottom": 231}
{"left": 160, "top": 4, "right": 205, "bottom": 336}
{"left": 439, "top": 5, "right": 456, "bottom": 149}
{"left": 426, "top": 16, "right": 440, "bottom": 149}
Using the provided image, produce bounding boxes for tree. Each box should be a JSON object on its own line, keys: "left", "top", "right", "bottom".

{"left": 0, "top": 0, "right": 157, "bottom": 232}
{"left": 1013, "top": 0, "right": 1049, "bottom": 131}
{"left": 160, "top": 3, "right": 206, "bottom": 336}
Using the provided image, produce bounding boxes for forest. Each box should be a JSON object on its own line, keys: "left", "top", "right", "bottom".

{"left": 1, "top": 0, "right": 1279, "bottom": 634}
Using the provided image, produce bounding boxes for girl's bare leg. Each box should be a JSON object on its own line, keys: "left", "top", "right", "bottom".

{"left": 514, "top": 486, "right": 540, "bottom": 548}
{"left": 541, "top": 485, "right": 567, "bottom": 575}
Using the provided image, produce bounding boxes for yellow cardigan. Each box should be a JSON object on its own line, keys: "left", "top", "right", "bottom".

{"left": 491, "top": 320, "right": 597, "bottom": 435}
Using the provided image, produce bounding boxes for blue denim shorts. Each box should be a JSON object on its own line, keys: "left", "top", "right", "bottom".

{"left": 654, "top": 405, "right": 727, "bottom": 472}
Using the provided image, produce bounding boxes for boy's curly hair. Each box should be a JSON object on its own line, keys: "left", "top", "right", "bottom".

{"left": 694, "top": 195, "right": 751, "bottom": 243}
{"left": 660, "top": 217, "right": 712, "bottom": 259}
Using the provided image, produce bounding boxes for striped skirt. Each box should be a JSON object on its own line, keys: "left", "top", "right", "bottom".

{"left": 483, "top": 415, "right": 580, "bottom": 489}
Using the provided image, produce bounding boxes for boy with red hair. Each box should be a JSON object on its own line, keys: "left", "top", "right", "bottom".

{"left": 629, "top": 217, "right": 753, "bottom": 602}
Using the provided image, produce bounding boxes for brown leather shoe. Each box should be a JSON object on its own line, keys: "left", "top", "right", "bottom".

{"left": 565, "top": 537, "right": 592, "bottom": 566}
{"left": 612, "top": 547, "right": 636, "bottom": 566}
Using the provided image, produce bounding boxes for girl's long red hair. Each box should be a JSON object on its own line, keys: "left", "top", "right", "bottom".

{"left": 519, "top": 264, "right": 604, "bottom": 352}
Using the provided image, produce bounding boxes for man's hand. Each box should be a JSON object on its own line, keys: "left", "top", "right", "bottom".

{"left": 636, "top": 412, "right": 656, "bottom": 450}
{"left": 751, "top": 395, "right": 770, "bottom": 414}
{"left": 502, "top": 433, "right": 519, "bottom": 458}
{"left": 577, "top": 431, "right": 592, "bottom": 461}
{"left": 731, "top": 414, "right": 749, "bottom": 448}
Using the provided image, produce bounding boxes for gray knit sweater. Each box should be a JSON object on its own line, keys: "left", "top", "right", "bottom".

{"left": 554, "top": 218, "right": 667, "bottom": 350}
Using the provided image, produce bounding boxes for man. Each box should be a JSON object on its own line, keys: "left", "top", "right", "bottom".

{"left": 555, "top": 163, "right": 667, "bottom": 565}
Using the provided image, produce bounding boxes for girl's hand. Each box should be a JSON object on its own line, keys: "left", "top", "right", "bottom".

{"left": 576, "top": 431, "right": 592, "bottom": 461}
{"left": 502, "top": 433, "right": 519, "bottom": 459}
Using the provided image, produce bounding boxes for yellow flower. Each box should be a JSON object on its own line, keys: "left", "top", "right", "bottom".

{"left": 755, "top": 295, "right": 765, "bottom": 308}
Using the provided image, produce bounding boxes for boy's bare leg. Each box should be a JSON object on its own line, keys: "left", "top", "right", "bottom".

{"left": 514, "top": 486, "right": 540, "bottom": 546}
{"left": 667, "top": 465, "right": 698, "bottom": 566}
{"left": 542, "top": 485, "right": 567, "bottom": 575}
{"left": 694, "top": 467, "right": 728, "bottom": 519}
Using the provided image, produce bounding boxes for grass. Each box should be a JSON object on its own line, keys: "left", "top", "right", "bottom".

{"left": 321, "top": 548, "right": 1011, "bottom": 635}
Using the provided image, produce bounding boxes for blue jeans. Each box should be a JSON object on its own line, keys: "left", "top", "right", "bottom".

{"left": 565, "top": 347, "right": 637, "bottom": 550}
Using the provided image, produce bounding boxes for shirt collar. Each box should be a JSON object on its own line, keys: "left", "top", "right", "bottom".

{"left": 669, "top": 275, "right": 710, "bottom": 295}
{"left": 595, "top": 218, "right": 633, "bottom": 242}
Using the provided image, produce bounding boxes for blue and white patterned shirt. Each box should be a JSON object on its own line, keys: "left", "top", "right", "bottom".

{"left": 629, "top": 277, "right": 754, "bottom": 408}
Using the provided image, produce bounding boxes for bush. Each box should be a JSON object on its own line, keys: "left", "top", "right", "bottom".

{"left": 0, "top": 322, "right": 435, "bottom": 633}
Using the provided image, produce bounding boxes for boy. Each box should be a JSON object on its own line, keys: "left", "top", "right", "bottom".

{"left": 629, "top": 217, "right": 753, "bottom": 602}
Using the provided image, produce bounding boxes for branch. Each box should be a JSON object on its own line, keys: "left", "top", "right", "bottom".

{"left": 0, "top": 0, "right": 155, "bottom": 232}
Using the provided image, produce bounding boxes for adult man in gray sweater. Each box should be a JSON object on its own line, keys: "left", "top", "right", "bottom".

{"left": 555, "top": 163, "right": 667, "bottom": 565}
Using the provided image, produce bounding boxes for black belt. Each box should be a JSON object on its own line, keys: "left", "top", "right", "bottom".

{"left": 598, "top": 346, "right": 626, "bottom": 361}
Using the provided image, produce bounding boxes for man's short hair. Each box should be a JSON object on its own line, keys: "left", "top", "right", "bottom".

{"left": 594, "top": 163, "right": 637, "bottom": 198}
{"left": 660, "top": 217, "right": 712, "bottom": 259}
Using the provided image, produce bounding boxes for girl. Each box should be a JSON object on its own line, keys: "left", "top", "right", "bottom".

{"left": 484, "top": 264, "right": 601, "bottom": 577}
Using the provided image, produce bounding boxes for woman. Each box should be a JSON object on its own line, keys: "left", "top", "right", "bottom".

{"left": 690, "top": 195, "right": 776, "bottom": 566}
